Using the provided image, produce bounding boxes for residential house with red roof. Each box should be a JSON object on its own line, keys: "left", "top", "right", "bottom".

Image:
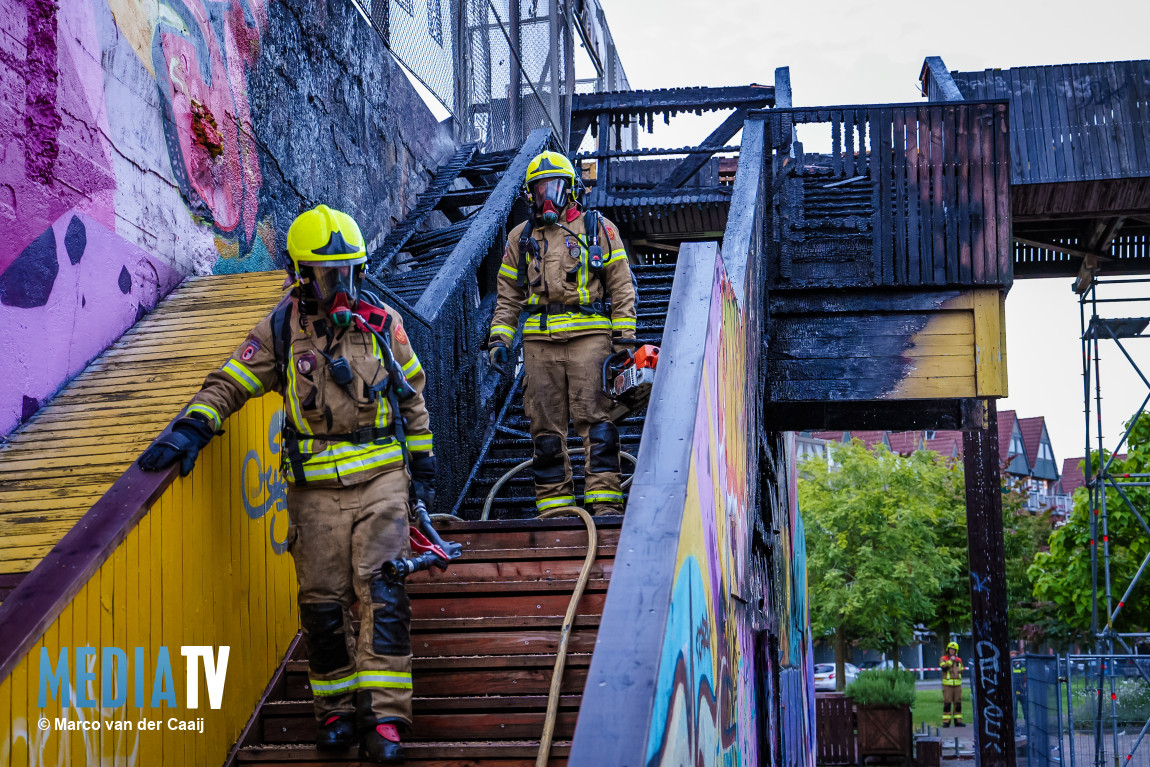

{"left": 798, "top": 410, "right": 1074, "bottom": 520}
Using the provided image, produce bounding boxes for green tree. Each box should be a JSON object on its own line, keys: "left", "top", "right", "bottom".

{"left": 800, "top": 441, "right": 960, "bottom": 689}
{"left": 1000, "top": 473, "right": 1056, "bottom": 646}
{"left": 928, "top": 461, "right": 969, "bottom": 647}
{"left": 1030, "top": 414, "right": 1150, "bottom": 644}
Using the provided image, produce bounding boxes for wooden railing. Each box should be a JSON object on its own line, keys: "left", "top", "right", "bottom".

{"left": 816, "top": 693, "right": 858, "bottom": 764}
{"left": 762, "top": 101, "right": 1012, "bottom": 290}
{"left": 0, "top": 397, "right": 296, "bottom": 766}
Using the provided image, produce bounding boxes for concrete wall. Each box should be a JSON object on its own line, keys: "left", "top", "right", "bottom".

{"left": 0, "top": 0, "right": 455, "bottom": 436}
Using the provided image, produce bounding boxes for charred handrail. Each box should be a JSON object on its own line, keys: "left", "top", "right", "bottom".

{"left": 417, "top": 128, "right": 552, "bottom": 321}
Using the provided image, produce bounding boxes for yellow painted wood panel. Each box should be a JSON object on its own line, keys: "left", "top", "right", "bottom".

{"left": 0, "top": 273, "right": 286, "bottom": 576}
{"left": 0, "top": 393, "right": 296, "bottom": 766}
{"left": 893, "top": 375, "right": 978, "bottom": 398}
{"left": 972, "top": 288, "right": 1008, "bottom": 397}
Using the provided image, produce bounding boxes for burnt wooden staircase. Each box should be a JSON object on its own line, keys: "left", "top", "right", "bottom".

{"left": 452, "top": 261, "right": 675, "bottom": 520}
{"left": 228, "top": 517, "right": 620, "bottom": 766}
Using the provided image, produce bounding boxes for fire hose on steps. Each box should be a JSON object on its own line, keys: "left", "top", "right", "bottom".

{"left": 480, "top": 451, "right": 637, "bottom": 521}
{"left": 535, "top": 504, "right": 597, "bottom": 767}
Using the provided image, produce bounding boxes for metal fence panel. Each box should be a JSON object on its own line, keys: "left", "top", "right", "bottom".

{"left": 1066, "top": 655, "right": 1150, "bottom": 767}
{"left": 1024, "top": 654, "right": 1064, "bottom": 767}
{"left": 351, "top": 0, "right": 455, "bottom": 110}
{"left": 459, "top": 0, "right": 574, "bottom": 151}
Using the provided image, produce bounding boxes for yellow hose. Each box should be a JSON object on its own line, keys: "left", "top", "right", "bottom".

{"left": 535, "top": 505, "right": 598, "bottom": 767}
{"left": 481, "top": 452, "right": 637, "bottom": 521}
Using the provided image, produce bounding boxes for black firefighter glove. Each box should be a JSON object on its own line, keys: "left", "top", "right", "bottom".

{"left": 138, "top": 414, "right": 216, "bottom": 476}
{"left": 408, "top": 450, "right": 437, "bottom": 511}
{"left": 611, "top": 334, "right": 638, "bottom": 355}
{"left": 487, "top": 342, "right": 508, "bottom": 373}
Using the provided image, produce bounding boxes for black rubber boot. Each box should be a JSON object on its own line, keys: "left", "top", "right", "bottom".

{"left": 315, "top": 712, "right": 356, "bottom": 751}
{"left": 360, "top": 722, "right": 405, "bottom": 763}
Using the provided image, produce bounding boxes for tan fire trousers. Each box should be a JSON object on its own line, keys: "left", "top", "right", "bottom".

{"left": 523, "top": 334, "right": 624, "bottom": 512}
{"left": 287, "top": 467, "right": 413, "bottom": 726}
{"left": 943, "top": 684, "right": 963, "bottom": 723}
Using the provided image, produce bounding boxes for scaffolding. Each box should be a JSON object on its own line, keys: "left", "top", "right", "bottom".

{"left": 1077, "top": 273, "right": 1150, "bottom": 767}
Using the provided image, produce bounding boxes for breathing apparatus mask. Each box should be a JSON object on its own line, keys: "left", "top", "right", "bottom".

{"left": 302, "top": 263, "right": 361, "bottom": 327}
{"left": 530, "top": 177, "right": 570, "bottom": 225}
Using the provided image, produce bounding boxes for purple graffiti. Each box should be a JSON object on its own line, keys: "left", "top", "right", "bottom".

{"left": 0, "top": 211, "right": 182, "bottom": 434}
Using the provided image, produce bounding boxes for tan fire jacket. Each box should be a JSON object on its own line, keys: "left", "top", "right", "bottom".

{"left": 940, "top": 653, "right": 964, "bottom": 685}
{"left": 184, "top": 290, "right": 432, "bottom": 488}
{"left": 488, "top": 207, "right": 636, "bottom": 344}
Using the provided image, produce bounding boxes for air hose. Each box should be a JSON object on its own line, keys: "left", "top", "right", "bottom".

{"left": 480, "top": 451, "right": 637, "bottom": 521}
{"left": 535, "top": 505, "right": 597, "bottom": 767}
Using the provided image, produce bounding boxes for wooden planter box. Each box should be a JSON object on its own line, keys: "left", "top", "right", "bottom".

{"left": 857, "top": 704, "right": 913, "bottom": 764}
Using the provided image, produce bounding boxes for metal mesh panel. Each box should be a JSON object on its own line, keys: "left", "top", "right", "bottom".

{"left": 1066, "top": 655, "right": 1150, "bottom": 767}
{"left": 1022, "top": 655, "right": 1064, "bottom": 767}
{"left": 351, "top": 0, "right": 455, "bottom": 112}
{"left": 461, "top": 0, "right": 574, "bottom": 151}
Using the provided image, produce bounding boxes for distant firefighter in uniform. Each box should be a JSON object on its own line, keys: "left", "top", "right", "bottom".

{"left": 139, "top": 205, "right": 435, "bottom": 763}
{"left": 486, "top": 151, "right": 637, "bottom": 515}
{"left": 941, "top": 641, "right": 965, "bottom": 727}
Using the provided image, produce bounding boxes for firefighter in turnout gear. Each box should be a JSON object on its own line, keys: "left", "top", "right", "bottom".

{"left": 139, "top": 205, "right": 434, "bottom": 763}
{"left": 941, "top": 641, "right": 965, "bottom": 727}
{"left": 487, "top": 151, "right": 637, "bottom": 515}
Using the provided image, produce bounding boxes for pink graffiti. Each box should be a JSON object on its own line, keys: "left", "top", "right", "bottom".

{"left": 0, "top": 0, "right": 116, "bottom": 274}
{"left": 158, "top": 0, "right": 265, "bottom": 241}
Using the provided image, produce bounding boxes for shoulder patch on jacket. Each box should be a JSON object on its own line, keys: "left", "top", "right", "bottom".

{"left": 240, "top": 335, "right": 262, "bottom": 361}
{"left": 394, "top": 322, "right": 408, "bottom": 345}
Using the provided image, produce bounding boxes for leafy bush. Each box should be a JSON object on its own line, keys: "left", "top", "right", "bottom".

{"left": 845, "top": 669, "right": 917, "bottom": 708}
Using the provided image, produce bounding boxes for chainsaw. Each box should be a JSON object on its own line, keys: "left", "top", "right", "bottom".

{"left": 602, "top": 344, "right": 660, "bottom": 423}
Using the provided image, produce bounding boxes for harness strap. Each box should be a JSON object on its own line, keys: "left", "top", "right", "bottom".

{"left": 517, "top": 220, "right": 536, "bottom": 287}
{"left": 282, "top": 423, "right": 396, "bottom": 446}
{"left": 526, "top": 302, "right": 605, "bottom": 316}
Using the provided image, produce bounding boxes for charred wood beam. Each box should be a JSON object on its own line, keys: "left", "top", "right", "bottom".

{"left": 656, "top": 107, "right": 751, "bottom": 190}
{"left": 962, "top": 400, "right": 1017, "bottom": 767}
{"left": 765, "top": 398, "right": 984, "bottom": 432}
{"left": 919, "top": 56, "right": 964, "bottom": 101}
{"left": 368, "top": 144, "right": 478, "bottom": 273}
{"left": 572, "top": 85, "right": 773, "bottom": 116}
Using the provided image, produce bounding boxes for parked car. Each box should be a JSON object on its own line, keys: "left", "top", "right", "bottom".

{"left": 814, "top": 662, "right": 860, "bottom": 691}
{"left": 875, "top": 660, "right": 907, "bottom": 671}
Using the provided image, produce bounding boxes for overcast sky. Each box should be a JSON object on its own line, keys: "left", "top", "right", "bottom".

{"left": 400, "top": 1, "right": 1149, "bottom": 466}
{"left": 598, "top": 0, "right": 1150, "bottom": 468}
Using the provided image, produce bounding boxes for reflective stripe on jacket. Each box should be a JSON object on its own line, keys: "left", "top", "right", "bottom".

{"left": 940, "top": 654, "right": 964, "bottom": 685}
{"left": 489, "top": 209, "right": 636, "bottom": 344}
{"left": 186, "top": 292, "right": 433, "bottom": 488}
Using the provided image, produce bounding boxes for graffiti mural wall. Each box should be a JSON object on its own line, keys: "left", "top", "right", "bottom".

{"left": 643, "top": 254, "right": 816, "bottom": 767}
{"left": 0, "top": 0, "right": 454, "bottom": 435}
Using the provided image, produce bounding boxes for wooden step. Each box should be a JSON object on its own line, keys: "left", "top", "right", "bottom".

{"left": 258, "top": 701, "right": 579, "bottom": 743}
{"left": 410, "top": 591, "right": 606, "bottom": 621}
{"left": 406, "top": 557, "right": 613, "bottom": 586}
{"left": 282, "top": 660, "right": 590, "bottom": 699}
{"left": 236, "top": 740, "right": 570, "bottom": 764}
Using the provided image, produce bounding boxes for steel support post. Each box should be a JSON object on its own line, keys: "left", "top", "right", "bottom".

{"left": 508, "top": 0, "right": 521, "bottom": 147}
{"left": 962, "top": 399, "right": 1017, "bottom": 767}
